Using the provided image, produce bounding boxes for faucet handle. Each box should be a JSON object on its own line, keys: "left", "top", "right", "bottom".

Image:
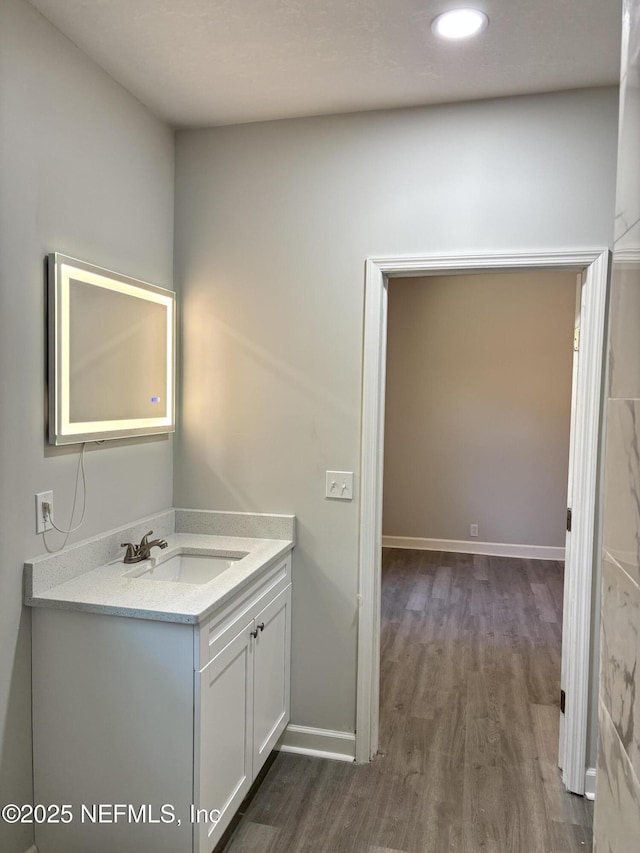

{"left": 139, "top": 530, "right": 154, "bottom": 546}
{"left": 121, "top": 542, "right": 138, "bottom": 563}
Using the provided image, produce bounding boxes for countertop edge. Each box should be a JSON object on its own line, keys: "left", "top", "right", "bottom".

{"left": 26, "top": 539, "right": 293, "bottom": 625}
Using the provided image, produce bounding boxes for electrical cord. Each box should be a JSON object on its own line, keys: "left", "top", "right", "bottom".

{"left": 44, "top": 442, "right": 87, "bottom": 535}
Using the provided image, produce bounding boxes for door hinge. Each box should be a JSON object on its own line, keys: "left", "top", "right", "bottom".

{"left": 560, "top": 689, "right": 566, "bottom": 714}
{"left": 573, "top": 327, "right": 580, "bottom": 351}
{"left": 566, "top": 508, "right": 572, "bottom": 532}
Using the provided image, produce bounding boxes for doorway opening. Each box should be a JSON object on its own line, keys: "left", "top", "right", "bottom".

{"left": 356, "top": 251, "right": 610, "bottom": 799}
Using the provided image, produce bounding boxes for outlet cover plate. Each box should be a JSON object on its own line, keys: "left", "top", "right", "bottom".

{"left": 36, "top": 491, "right": 54, "bottom": 534}
{"left": 326, "top": 471, "right": 354, "bottom": 501}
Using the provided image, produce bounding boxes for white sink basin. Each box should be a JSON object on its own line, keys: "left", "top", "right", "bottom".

{"left": 124, "top": 552, "right": 247, "bottom": 585}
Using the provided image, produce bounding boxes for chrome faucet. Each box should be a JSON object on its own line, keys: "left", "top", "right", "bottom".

{"left": 121, "top": 530, "right": 168, "bottom": 564}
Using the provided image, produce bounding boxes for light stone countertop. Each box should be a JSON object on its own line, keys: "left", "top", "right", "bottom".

{"left": 25, "top": 532, "right": 292, "bottom": 624}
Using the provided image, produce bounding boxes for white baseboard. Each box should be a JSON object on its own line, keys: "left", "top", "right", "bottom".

{"left": 277, "top": 724, "right": 355, "bottom": 762}
{"left": 382, "top": 536, "right": 565, "bottom": 561}
{"left": 584, "top": 767, "right": 596, "bottom": 800}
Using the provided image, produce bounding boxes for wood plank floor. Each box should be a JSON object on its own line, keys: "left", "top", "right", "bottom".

{"left": 221, "top": 549, "right": 593, "bottom": 852}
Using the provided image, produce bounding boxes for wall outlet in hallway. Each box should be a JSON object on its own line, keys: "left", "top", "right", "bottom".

{"left": 470, "top": 523, "right": 479, "bottom": 537}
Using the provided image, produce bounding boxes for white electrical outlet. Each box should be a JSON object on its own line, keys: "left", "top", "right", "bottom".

{"left": 325, "top": 471, "right": 354, "bottom": 501}
{"left": 470, "top": 523, "right": 479, "bottom": 538}
{"left": 36, "top": 491, "right": 54, "bottom": 534}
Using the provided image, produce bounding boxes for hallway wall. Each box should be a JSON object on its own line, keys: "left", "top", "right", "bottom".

{"left": 383, "top": 270, "right": 576, "bottom": 549}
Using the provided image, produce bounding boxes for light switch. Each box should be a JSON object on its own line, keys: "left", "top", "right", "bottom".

{"left": 326, "top": 471, "right": 354, "bottom": 501}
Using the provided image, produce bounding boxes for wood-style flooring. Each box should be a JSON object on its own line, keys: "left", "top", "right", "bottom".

{"left": 221, "top": 549, "right": 593, "bottom": 852}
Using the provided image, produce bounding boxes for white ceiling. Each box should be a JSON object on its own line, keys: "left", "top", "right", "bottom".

{"left": 28, "top": 0, "right": 622, "bottom": 128}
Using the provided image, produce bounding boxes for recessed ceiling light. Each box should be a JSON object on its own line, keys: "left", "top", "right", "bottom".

{"left": 431, "top": 8, "right": 489, "bottom": 40}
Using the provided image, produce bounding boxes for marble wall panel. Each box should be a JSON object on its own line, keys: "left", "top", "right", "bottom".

{"left": 596, "top": 4, "right": 640, "bottom": 846}
{"left": 594, "top": 701, "right": 640, "bottom": 852}
{"left": 602, "top": 400, "right": 640, "bottom": 586}
{"left": 615, "top": 0, "right": 640, "bottom": 238}
{"left": 608, "top": 239, "right": 640, "bottom": 399}
{"left": 600, "top": 558, "right": 640, "bottom": 779}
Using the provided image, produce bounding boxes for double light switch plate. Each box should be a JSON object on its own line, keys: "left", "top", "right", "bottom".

{"left": 325, "top": 471, "right": 354, "bottom": 501}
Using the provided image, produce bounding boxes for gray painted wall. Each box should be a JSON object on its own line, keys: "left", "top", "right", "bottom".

{"left": 174, "top": 88, "right": 619, "bottom": 739}
{"left": 0, "top": 1, "right": 175, "bottom": 850}
{"left": 383, "top": 271, "right": 577, "bottom": 548}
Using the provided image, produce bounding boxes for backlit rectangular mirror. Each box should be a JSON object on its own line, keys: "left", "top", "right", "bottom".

{"left": 48, "top": 253, "right": 176, "bottom": 445}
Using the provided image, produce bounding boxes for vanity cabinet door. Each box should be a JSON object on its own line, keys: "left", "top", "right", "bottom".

{"left": 252, "top": 584, "right": 291, "bottom": 775}
{"left": 196, "top": 619, "right": 254, "bottom": 853}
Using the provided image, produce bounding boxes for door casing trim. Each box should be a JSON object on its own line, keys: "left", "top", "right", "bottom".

{"left": 356, "top": 249, "right": 610, "bottom": 797}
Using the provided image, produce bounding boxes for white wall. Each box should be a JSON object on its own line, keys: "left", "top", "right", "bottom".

{"left": 174, "top": 88, "right": 619, "bottom": 739}
{"left": 383, "top": 271, "right": 577, "bottom": 548}
{"left": 0, "top": 2, "right": 175, "bottom": 850}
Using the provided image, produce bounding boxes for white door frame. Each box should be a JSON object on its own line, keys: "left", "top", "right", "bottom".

{"left": 356, "top": 249, "right": 610, "bottom": 797}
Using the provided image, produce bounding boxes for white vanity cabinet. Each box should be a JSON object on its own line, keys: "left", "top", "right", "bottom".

{"left": 32, "top": 553, "right": 291, "bottom": 853}
{"left": 195, "top": 562, "right": 291, "bottom": 851}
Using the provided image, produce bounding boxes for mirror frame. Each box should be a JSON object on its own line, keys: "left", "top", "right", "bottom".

{"left": 47, "top": 253, "right": 176, "bottom": 445}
